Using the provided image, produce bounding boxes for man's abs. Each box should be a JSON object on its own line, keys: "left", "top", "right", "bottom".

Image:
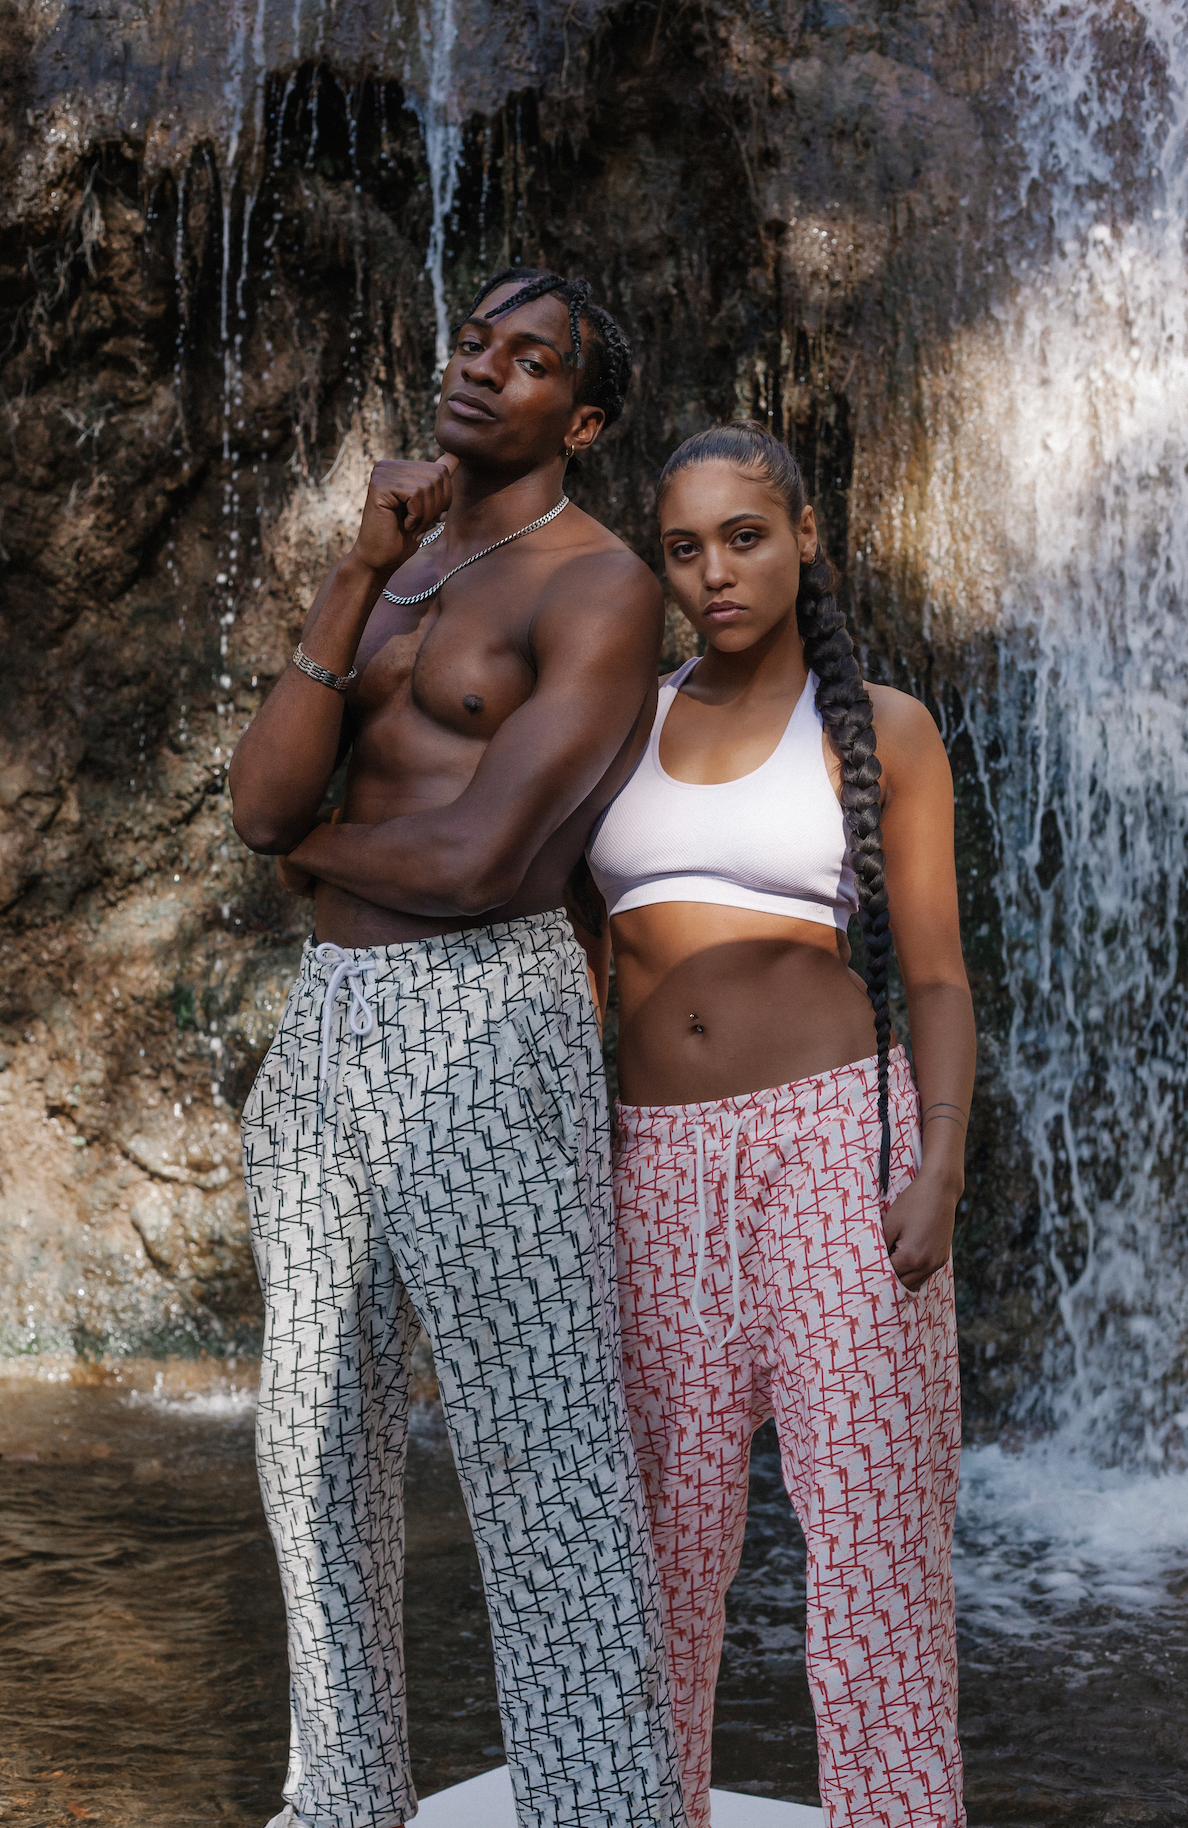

{"left": 311, "top": 734, "right": 602, "bottom": 948}
{"left": 311, "top": 776, "right": 572, "bottom": 948}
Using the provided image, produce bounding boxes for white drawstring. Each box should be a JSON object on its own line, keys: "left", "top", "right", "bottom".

{"left": 690, "top": 1111, "right": 745, "bottom": 1348}
{"left": 316, "top": 942, "right": 376, "bottom": 1098}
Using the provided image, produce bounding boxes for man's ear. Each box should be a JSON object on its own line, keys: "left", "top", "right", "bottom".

{"left": 567, "top": 403, "right": 606, "bottom": 452}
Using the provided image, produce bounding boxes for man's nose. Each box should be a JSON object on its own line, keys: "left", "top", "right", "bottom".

{"left": 459, "top": 345, "right": 501, "bottom": 389}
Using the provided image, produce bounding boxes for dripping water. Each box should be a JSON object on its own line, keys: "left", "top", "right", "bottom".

{"left": 304, "top": 5, "right": 330, "bottom": 175}
{"left": 341, "top": 81, "right": 369, "bottom": 415}
{"left": 207, "top": 0, "right": 271, "bottom": 1111}
{"left": 411, "top": 0, "right": 463, "bottom": 379}
{"left": 379, "top": 82, "right": 392, "bottom": 171}
{"left": 172, "top": 164, "right": 190, "bottom": 450}
{"left": 478, "top": 122, "right": 491, "bottom": 267}
{"left": 513, "top": 100, "right": 526, "bottom": 250}
{"left": 347, "top": 80, "right": 362, "bottom": 194}
{"left": 306, "top": 65, "right": 322, "bottom": 170}
{"left": 275, "top": 73, "right": 298, "bottom": 159}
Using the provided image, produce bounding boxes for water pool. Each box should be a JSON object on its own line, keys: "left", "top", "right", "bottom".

{"left": 1, "top": 1371, "right": 1183, "bottom": 1827}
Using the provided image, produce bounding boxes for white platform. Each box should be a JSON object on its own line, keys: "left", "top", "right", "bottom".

{"left": 413, "top": 1764, "right": 824, "bottom": 1826}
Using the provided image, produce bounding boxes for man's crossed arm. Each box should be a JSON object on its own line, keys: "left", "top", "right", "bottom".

{"left": 279, "top": 557, "right": 660, "bottom": 920}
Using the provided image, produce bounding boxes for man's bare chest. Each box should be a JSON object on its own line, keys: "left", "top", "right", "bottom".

{"left": 351, "top": 593, "right": 536, "bottom": 749}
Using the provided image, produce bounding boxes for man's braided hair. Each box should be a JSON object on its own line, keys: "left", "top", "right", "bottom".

{"left": 658, "top": 420, "right": 895, "bottom": 1191}
{"left": 459, "top": 268, "right": 633, "bottom": 427}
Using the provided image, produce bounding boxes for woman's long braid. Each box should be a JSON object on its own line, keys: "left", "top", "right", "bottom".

{"left": 459, "top": 268, "right": 633, "bottom": 424}
{"left": 796, "top": 551, "right": 894, "bottom": 1192}
{"left": 657, "top": 419, "right": 895, "bottom": 1192}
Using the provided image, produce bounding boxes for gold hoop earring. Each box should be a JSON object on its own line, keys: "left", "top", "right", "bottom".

{"left": 564, "top": 443, "right": 574, "bottom": 459}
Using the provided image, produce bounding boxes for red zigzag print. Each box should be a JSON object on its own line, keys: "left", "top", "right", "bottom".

{"left": 614, "top": 1047, "right": 965, "bottom": 1828}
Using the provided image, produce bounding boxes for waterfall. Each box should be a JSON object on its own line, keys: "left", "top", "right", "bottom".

{"left": 411, "top": 0, "right": 464, "bottom": 379}
{"left": 956, "top": 1, "right": 1188, "bottom": 1459}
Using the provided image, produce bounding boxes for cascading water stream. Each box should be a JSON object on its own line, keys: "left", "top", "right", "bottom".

{"left": 410, "top": 0, "right": 464, "bottom": 379}
{"left": 960, "top": 0, "right": 1188, "bottom": 1461}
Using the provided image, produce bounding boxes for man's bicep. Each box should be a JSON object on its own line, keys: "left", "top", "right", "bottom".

{"left": 473, "top": 660, "right": 646, "bottom": 820}
{"left": 462, "top": 591, "right": 660, "bottom": 836}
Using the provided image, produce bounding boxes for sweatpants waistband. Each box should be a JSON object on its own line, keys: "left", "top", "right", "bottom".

{"left": 300, "top": 909, "right": 583, "bottom": 1097}
{"left": 615, "top": 1048, "right": 919, "bottom": 1347}
{"left": 615, "top": 1045, "right": 916, "bottom": 1152}
{"left": 301, "top": 907, "right": 577, "bottom": 995}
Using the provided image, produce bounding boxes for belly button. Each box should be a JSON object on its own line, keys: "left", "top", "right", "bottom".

{"left": 463, "top": 693, "right": 484, "bottom": 714}
{"left": 688, "top": 1011, "right": 704, "bottom": 1035}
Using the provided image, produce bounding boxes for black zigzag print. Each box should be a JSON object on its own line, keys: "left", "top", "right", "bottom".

{"left": 241, "top": 910, "right": 688, "bottom": 1828}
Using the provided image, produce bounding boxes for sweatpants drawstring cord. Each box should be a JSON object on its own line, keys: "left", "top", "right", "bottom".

{"left": 316, "top": 943, "right": 376, "bottom": 1097}
{"left": 691, "top": 1112, "right": 745, "bottom": 1347}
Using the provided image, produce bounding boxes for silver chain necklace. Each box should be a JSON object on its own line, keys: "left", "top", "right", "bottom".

{"left": 381, "top": 495, "right": 570, "bottom": 607}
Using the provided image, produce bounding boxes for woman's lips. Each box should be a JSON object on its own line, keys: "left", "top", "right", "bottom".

{"left": 704, "top": 601, "right": 746, "bottom": 621}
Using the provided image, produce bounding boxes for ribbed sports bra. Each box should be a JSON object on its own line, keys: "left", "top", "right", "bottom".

{"left": 587, "top": 657, "right": 858, "bottom": 930}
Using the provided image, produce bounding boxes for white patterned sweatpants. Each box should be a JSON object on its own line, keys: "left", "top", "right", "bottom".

{"left": 241, "top": 911, "right": 687, "bottom": 1828}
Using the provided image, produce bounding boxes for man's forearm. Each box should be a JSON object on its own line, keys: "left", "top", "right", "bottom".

{"left": 288, "top": 813, "right": 510, "bottom": 920}
{"left": 229, "top": 554, "right": 388, "bottom": 853}
{"left": 296, "top": 552, "right": 392, "bottom": 676}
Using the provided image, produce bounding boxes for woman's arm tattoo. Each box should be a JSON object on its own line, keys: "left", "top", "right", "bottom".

{"left": 921, "top": 1100, "right": 969, "bottom": 1130}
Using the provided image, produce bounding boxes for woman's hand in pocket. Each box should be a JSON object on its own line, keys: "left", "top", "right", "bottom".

{"left": 881, "top": 1167, "right": 960, "bottom": 1292}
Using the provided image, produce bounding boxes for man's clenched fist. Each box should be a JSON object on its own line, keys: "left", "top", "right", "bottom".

{"left": 349, "top": 455, "right": 458, "bottom": 575}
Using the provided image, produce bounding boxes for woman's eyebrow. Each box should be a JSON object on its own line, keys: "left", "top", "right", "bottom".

{"left": 661, "top": 513, "right": 771, "bottom": 538}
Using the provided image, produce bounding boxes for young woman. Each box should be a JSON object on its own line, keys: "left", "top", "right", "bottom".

{"left": 586, "top": 421, "right": 974, "bottom": 1828}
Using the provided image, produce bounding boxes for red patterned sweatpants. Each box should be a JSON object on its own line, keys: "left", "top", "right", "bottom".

{"left": 614, "top": 1048, "right": 964, "bottom": 1828}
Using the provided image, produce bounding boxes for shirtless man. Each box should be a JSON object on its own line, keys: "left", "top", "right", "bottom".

{"left": 229, "top": 271, "right": 686, "bottom": 1828}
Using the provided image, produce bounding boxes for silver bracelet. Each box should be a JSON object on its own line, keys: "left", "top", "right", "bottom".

{"left": 291, "top": 643, "right": 357, "bottom": 693}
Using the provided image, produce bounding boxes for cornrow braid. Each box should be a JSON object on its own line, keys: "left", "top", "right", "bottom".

{"left": 657, "top": 421, "right": 895, "bottom": 1191}
{"left": 458, "top": 267, "right": 634, "bottom": 426}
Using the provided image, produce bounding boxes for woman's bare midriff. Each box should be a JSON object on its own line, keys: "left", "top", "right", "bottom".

{"left": 612, "top": 902, "right": 881, "bottom": 1107}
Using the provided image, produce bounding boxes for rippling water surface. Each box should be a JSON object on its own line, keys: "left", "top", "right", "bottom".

{"left": 0, "top": 1366, "right": 502, "bottom": 1827}
{"left": 1, "top": 1372, "right": 1184, "bottom": 1827}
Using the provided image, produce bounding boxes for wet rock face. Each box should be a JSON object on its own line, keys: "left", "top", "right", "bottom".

{"left": 0, "top": 0, "right": 1019, "bottom": 1378}
{"left": 6, "top": 0, "right": 1181, "bottom": 1456}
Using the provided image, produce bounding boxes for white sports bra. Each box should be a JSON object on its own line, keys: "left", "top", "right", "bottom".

{"left": 587, "top": 657, "right": 858, "bottom": 930}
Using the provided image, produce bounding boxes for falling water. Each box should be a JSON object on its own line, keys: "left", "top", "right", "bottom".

{"left": 172, "top": 163, "right": 190, "bottom": 447}
{"left": 219, "top": 0, "right": 267, "bottom": 452}
{"left": 960, "top": 1, "right": 1188, "bottom": 1459}
{"left": 411, "top": 0, "right": 464, "bottom": 378}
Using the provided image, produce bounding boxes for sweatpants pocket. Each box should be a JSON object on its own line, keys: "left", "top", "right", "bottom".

{"left": 503, "top": 996, "right": 584, "bottom": 1165}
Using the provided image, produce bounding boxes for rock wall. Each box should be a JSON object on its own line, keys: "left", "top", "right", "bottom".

{"left": 3, "top": 0, "right": 1183, "bottom": 1455}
